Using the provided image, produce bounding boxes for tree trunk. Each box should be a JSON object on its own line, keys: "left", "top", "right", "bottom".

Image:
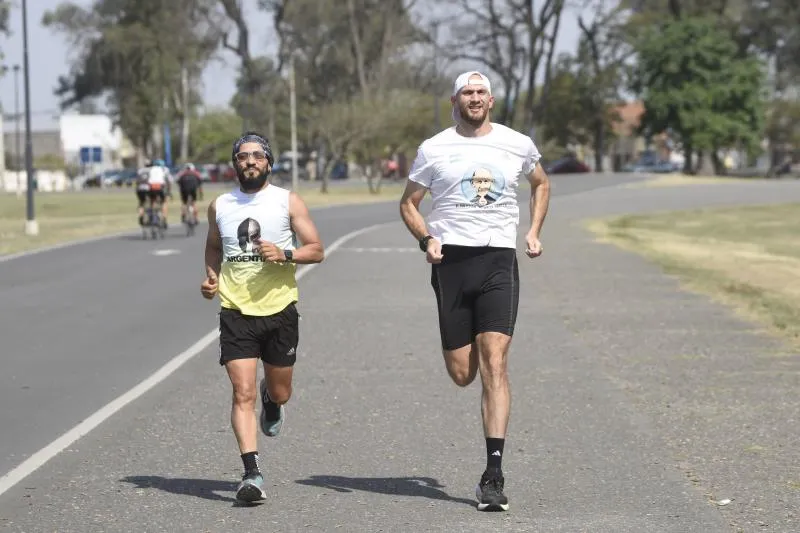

{"left": 682, "top": 147, "right": 693, "bottom": 174}
{"left": 346, "top": 0, "right": 369, "bottom": 98}
{"left": 593, "top": 119, "right": 605, "bottom": 172}
{"left": 711, "top": 148, "right": 725, "bottom": 176}
{"left": 179, "top": 66, "right": 190, "bottom": 162}
{"left": 694, "top": 150, "right": 705, "bottom": 175}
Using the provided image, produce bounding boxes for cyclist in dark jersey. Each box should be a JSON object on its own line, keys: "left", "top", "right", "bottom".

{"left": 176, "top": 163, "right": 204, "bottom": 222}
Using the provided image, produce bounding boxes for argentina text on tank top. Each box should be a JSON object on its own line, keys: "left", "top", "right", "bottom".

{"left": 215, "top": 185, "right": 298, "bottom": 316}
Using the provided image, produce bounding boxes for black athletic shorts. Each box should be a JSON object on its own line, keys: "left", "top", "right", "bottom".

{"left": 430, "top": 245, "right": 519, "bottom": 350}
{"left": 180, "top": 188, "right": 197, "bottom": 204}
{"left": 147, "top": 189, "right": 166, "bottom": 204}
{"left": 136, "top": 190, "right": 148, "bottom": 207}
{"left": 219, "top": 302, "right": 299, "bottom": 367}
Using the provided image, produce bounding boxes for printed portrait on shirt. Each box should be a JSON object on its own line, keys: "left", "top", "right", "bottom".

{"left": 237, "top": 217, "right": 261, "bottom": 253}
{"left": 460, "top": 164, "right": 506, "bottom": 207}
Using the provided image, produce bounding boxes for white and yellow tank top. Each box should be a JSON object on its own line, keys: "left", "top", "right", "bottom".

{"left": 215, "top": 185, "right": 298, "bottom": 316}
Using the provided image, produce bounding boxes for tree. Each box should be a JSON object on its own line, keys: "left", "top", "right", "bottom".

{"left": 190, "top": 109, "right": 243, "bottom": 163}
{"left": 631, "top": 16, "right": 764, "bottom": 174}
{"left": 440, "top": 0, "right": 566, "bottom": 133}
{"left": 0, "top": 1, "right": 11, "bottom": 53}
{"left": 43, "top": 0, "right": 221, "bottom": 162}
{"left": 574, "top": 0, "right": 633, "bottom": 170}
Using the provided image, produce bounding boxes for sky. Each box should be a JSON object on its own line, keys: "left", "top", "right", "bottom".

{"left": 0, "top": 0, "right": 584, "bottom": 133}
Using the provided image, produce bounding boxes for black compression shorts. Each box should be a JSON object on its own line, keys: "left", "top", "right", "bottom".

{"left": 430, "top": 245, "right": 519, "bottom": 350}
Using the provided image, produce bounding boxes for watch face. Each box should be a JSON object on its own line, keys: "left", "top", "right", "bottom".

{"left": 284, "top": 250, "right": 293, "bottom": 261}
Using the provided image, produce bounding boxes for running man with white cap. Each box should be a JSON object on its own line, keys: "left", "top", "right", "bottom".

{"left": 399, "top": 71, "right": 551, "bottom": 511}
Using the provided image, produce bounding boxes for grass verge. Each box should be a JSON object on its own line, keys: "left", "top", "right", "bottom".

{"left": 623, "top": 173, "right": 758, "bottom": 188}
{"left": 586, "top": 203, "right": 800, "bottom": 346}
{"left": 0, "top": 183, "right": 403, "bottom": 256}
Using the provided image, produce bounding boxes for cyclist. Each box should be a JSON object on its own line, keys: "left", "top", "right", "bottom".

{"left": 176, "top": 163, "right": 204, "bottom": 223}
{"left": 143, "top": 159, "right": 172, "bottom": 228}
{"left": 135, "top": 165, "right": 151, "bottom": 226}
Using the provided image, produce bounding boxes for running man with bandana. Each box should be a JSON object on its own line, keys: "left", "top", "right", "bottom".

{"left": 200, "top": 131, "right": 325, "bottom": 503}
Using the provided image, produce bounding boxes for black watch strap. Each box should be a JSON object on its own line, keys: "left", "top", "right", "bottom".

{"left": 283, "top": 249, "right": 294, "bottom": 262}
{"left": 419, "top": 235, "right": 434, "bottom": 252}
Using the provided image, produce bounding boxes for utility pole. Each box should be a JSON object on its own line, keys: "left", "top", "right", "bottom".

{"left": 289, "top": 55, "right": 298, "bottom": 191}
{"left": 13, "top": 64, "right": 21, "bottom": 197}
{"left": 22, "top": 0, "right": 37, "bottom": 235}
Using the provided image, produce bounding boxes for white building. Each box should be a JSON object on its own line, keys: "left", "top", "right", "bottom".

{"left": 59, "top": 114, "right": 126, "bottom": 172}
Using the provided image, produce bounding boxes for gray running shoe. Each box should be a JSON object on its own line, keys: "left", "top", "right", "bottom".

{"left": 259, "top": 378, "right": 285, "bottom": 437}
{"left": 236, "top": 470, "right": 266, "bottom": 502}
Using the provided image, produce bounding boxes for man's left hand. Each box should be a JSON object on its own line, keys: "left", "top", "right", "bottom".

{"left": 255, "top": 239, "right": 285, "bottom": 262}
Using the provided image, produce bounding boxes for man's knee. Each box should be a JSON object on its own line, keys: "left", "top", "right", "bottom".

{"left": 268, "top": 383, "right": 292, "bottom": 405}
{"left": 232, "top": 384, "right": 257, "bottom": 407}
{"left": 449, "top": 368, "right": 477, "bottom": 387}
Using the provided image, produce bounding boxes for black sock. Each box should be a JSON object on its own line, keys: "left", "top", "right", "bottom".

{"left": 486, "top": 438, "right": 505, "bottom": 472}
{"left": 241, "top": 451, "right": 259, "bottom": 474}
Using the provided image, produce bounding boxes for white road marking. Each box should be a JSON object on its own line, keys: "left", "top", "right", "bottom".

{"left": 151, "top": 249, "right": 181, "bottom": 256}
{"left": 0, "top": 221, "right": 392, "bottom": 497}
{"left": 342, "top": 247, "right": 418, "bottom": 253}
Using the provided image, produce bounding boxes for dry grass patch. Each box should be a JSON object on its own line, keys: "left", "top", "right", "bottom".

{"left": 587, "top": 203, "right": 800, "bottom": 346}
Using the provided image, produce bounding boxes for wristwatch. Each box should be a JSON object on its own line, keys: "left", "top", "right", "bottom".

{"left": 283, "top": 249, "right": 294, "bottom": 262}
{"left": 419, "top": 235, "right": 434, "bottom": 252}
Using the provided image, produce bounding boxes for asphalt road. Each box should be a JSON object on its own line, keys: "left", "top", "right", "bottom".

{"left": 1, "top": 173, "right": 799, "bottom": 532}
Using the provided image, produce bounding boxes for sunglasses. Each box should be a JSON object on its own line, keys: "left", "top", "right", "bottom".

{"left": 235, "top": 150, "right": 268, "bottom": 163}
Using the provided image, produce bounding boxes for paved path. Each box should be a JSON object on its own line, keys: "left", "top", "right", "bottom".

{"left": 1, "top": 175, "right": 798, "bottom": 532}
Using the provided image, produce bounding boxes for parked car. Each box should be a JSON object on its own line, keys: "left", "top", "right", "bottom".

{"left": 112, "top": 168, "right": 139, "bottom": 187}
{"left": 272, "top": 157, "right": 310, "bottom": 181}
{"left": 544, "top": 156, "right": 590, "bottom": 174}
{"left": 621, "top": 150, "right": 680, "bottom": 173}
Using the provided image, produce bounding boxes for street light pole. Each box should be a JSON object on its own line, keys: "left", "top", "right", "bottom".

{"left": 22, "top": 0, "right": 37, "bottom": 235}
{"left": 13, "top": 64, "right": 21, "bottom": 197}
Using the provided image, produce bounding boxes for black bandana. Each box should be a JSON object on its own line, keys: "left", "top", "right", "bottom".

{"left": 232, "top": 132, "right": 275, "bottom": 167}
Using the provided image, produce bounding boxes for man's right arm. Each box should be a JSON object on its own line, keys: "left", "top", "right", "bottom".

{"left": 399, "top": 180, "right": 430, "bottom": 241}
{"left": 205, "top": 199, "right": 223, "bottom": 276}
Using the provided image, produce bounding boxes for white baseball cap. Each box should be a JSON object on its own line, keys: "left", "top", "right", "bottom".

{"left": 452, "top": 71, "right": 492, "bottom": 96}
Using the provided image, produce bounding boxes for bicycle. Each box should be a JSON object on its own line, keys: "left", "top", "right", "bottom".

{"left": 184, "top": 199, "right": 199, "bottom": 237}
{"left": 142, "top": 200, "right": 166, "bottom": 240}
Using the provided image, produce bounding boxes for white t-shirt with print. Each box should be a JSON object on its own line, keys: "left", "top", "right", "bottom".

{"left": 408, "top": 123, "right": 541, "bottom": 249}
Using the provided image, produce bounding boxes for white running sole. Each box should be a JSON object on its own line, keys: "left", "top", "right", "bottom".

{"left": 475, "top": 484, "right": 510, "bottom": 511}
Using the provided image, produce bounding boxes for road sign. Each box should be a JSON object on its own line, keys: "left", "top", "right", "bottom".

{"left": 79, "top": 146, "right": 102, "bottom": 164}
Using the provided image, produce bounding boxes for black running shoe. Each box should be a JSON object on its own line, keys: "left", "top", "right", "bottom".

{"left": 475, "top": 471, "right": 509, "bottom": 511}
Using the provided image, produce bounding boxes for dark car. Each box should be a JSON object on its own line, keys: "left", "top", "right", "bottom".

{"left": 544, "top": 157, "right": 590, "bottom": 174}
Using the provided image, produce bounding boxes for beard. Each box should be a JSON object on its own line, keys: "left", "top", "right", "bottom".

{"left": 238, "top": 166, "right": 270, "bottom": 192}
{"left": 457, "top": 101, "right": 489, "bottom": 127}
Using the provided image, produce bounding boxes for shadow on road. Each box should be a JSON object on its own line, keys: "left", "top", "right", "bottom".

{"left": 295, "top": 475, "right": 476, "bottom": 508}
{"left": 121, "top": 475, "right": 246, "bottom": 505}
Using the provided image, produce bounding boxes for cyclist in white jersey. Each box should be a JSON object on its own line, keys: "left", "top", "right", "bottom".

{"left": 136, "top": 159, "right": 172, "bottom": 227}
{"left": 200, "top": 132, "right": 325, "bottom": 503}
{"left": 399, "top": 71, "right": 551, "bottom": 512}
